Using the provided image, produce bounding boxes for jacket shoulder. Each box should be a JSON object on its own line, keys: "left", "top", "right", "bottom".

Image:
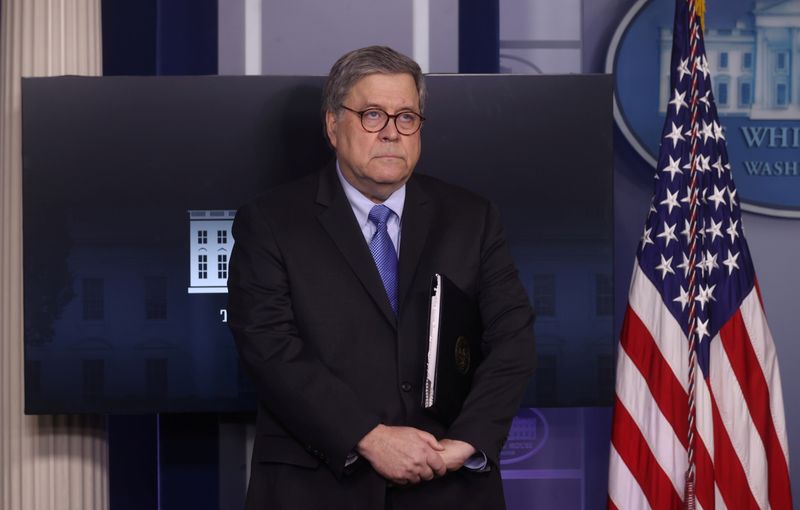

{"left": 234, "top": 169, "right": 326, "bottom": 235}
{"left": 412, "top": 173, "right": 491, "bottom": 211}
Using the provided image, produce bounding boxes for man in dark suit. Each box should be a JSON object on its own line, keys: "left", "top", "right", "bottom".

{"left": 227, "top": 46, "right": 536, "bottom": 510}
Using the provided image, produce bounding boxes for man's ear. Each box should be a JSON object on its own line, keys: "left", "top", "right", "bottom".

{"left": 325, "top": 110, "right": 338, "bottom": 148}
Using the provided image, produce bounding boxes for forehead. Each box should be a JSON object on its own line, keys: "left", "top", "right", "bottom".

{"left": 346, "top": 73, "right": 419, "bottom": 110}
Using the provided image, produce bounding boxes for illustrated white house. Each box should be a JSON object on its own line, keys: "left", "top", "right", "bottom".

{"left": 659, "top": 0, "right": 800, "bottom": 119}
{"left": 188, "top": 210, "right": 236, "bottom": 294}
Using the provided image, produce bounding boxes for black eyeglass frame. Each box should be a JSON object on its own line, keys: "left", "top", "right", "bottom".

{"left": 339, "top": 105, "right": 425, "bottom": 135}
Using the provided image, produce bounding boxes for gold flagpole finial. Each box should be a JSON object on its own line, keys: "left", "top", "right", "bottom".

{"left": 696, "top": 0, "right": 706, "bottom": 31}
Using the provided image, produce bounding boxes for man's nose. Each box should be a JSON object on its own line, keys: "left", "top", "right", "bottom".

{"left": 379, "top": 118, "right": 400, "bottom": 141}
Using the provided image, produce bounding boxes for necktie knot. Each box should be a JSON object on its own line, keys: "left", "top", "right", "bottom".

{"left": 368, "top": 204, "right": 393, "bottom": 227}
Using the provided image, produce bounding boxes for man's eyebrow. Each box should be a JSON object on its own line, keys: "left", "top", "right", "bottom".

{"left": 359, "top": 102, "right": 418, "bottom": 112}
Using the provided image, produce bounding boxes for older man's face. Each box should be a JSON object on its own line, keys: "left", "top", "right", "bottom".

{"left": 326, "top": 73, "right": 422, "bottom": 203}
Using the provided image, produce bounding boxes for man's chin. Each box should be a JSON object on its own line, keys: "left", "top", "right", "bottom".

{"left": 361, "top": 172, "right": 412, "bottom": 201}
{"left": 373, "top": 174, "right": 412, "bottom": 188}
{"left": 371, "top": 156, "right": 406, "bottom": 168}
{"left": 367, "top": 163, "right": 412, "bottom": 182}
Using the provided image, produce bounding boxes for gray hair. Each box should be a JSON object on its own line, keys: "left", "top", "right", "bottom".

{"left": 321, "top": 46, "right": 427, "bottom": 126}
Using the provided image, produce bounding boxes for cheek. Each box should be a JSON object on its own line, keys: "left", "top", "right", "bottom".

{"left": 407, "top": 139, "right": 422, "bottom": 160}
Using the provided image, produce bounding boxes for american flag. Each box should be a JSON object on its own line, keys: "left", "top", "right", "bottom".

{"left": 608, "top": 1, "right": 793, "bottom": 509}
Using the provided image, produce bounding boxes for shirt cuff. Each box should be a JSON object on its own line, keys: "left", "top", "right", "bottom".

{"left": 462, "top": 450, "right": 490, "bottom": 472}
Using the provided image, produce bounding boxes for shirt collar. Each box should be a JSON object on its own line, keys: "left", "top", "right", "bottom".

{"left": 336, "top": 161, "right": 406, "bottom": 226}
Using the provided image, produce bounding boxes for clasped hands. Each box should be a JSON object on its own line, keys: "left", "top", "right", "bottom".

{"left": 356, "top": 424, "right": 476, "bottom": 486}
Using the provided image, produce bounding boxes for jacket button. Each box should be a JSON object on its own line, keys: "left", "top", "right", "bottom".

{"left": 400, "top": 382, "right": 412, "bottom": 392}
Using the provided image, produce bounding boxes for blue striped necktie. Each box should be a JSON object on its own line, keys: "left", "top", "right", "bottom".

{"left": 368, "top": 204, "right": 398, "bottom": 315}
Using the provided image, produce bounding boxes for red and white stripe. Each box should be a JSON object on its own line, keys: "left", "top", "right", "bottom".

{"left": 608, "top": 263, "right": 791, "bottom": 509}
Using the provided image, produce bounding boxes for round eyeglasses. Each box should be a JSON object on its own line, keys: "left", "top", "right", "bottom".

{"left": 340, "top": 105, "right": 425, "bottom": 135}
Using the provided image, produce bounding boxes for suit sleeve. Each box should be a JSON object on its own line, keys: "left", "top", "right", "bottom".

{"left": 445, "top": 202, "right": 537, "bottom": 467}
{"left": 227, "top": 202, "right": 381, "bottom": 477}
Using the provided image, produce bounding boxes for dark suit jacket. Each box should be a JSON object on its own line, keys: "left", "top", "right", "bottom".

{"left": 227, "top": 164, "right": 536, "bottom": 510}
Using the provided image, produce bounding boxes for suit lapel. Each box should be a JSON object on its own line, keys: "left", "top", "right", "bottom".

{"left": 397, "top": 176, "right": 433, "bottom": 315}
{"left": 316, "top": 165, "right": 398, "bottom": 328}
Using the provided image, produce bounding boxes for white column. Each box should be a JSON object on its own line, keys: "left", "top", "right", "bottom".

{"left": 412, "top": 0, "right": 430, "bottom": 73}
{"left": 0, "top": 0, "right": 108, "bottom": 509}
{"left": 244, "top": 0, "right": 263, "bottom": 75}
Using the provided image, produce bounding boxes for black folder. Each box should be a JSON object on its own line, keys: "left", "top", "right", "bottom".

{"left": 421, "top": 274, "right": 482, "bottom": 426}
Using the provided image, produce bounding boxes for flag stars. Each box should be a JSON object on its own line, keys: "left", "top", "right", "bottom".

{"left": 681, "top": 186, "right": 695, "bottom": 207}
{"left": 697, "top": 154, "right": 711, "bottom": 173}
{"left": 713, "top": 121, "right": 725, "bottom": 141}
{"left": 699, "top": 90, "right": 712, "bottom": 110}
{"left": 673, "top": 285, "right": 690, "bottom": 311}
{"left": 665, "top": 122, "right": 686, "bottom": 148}
{"left": 697, "top": 252, "right": 708, "bottom": 274}
{"left": 680, "top": 219, "right": 693, "bottom": 244}
{"left": 700, "top": 120, "right": 715, "bottom": 143}
{"left": 677, "top": 251, "right": 691, "bottom": 277}
{"left": 676, "top": 57, "right": 691, "bottom": 82}
{"left": 697, "top": 219, "right": 708, "bottom": 241}
{"left": 661, "top": 155, "right": 683, "bottom": 181}
{"left": 695, "top": 288, "right": 709, "bottom": 310}
{"left": 708, "top": 185, "right": 727, "bottom": 210}
{"left": 641, "top": 226, "right": 654, "bottom": 249}
{"left": 727, "top": 219, "right": 740, "bottom": 243}
{"left": 723, "top": 249, "right": 740, "bottom": 275}
{"left": 660, "top": 188, "right": 681, "bottom": 214}
{"left": 686, "top": 155, "right": 710, "bottom": 174}
{"left": 712, "top": 156, "right": 726, "bottom": 178}
{"left": 695, "top": 283, "right": 716, "bottom": 311}
{"left": 695, "top": 318, "right": 710, "bottom": 341}
{"left": 633, "top": 23, "right": 753, "bottom": 350}
{"left": 655, "top": 254, "right": 675, "bottom": 279}
{"left": 728, "top": 186, "right": 738, "bottom": 210}
{"left": 703, "top": 250, "right": 719, "bottom": 274}
{"left": 657, "top": 222, "right": 678, "bottom": 247}
{"left": 706, "top": 218, "right": 723, "bottom": 242}
{"left": 669, "top": 89, "right": 689, "bottom": 114}
{"left": 696, "top": 55, "right": 710, "bottom": 79}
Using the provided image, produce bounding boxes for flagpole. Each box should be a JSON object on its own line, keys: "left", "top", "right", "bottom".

{"left": 684, "top": 0, "right": 704, "bottom": 507}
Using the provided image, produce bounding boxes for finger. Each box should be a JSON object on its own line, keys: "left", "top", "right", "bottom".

{"left": 419, "top": 465, "right": 435, "bottom": 481}
{"left": 416, "top": 430, "right": 444, "bottom": 450}
{"left": 427, "top": 451, "right": 447, "bottom": 476}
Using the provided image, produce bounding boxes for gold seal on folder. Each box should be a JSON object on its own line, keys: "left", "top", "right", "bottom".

{"left": 454, "top": 336, "right": 471, "bottom": 375}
